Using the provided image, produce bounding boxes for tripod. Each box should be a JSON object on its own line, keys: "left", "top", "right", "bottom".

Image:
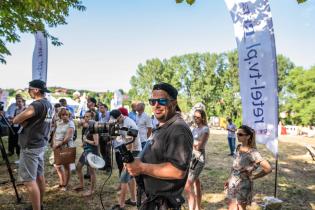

{"left": 0, "top": 113, "right": 22, "bottom": 203}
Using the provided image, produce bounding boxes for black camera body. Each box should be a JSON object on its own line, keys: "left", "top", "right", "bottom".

{"left": 117, "top": 144, "right": 134, "bottom": 163}
{"left": 89, "top": 121, "right": 138, "bottom": 139}
{"left": 90, "top": 121, "right": 121, "bottom": 137}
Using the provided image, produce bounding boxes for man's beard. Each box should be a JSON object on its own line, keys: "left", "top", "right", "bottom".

{"left": 156, "top": 111, "right": 175, "bottom": 123}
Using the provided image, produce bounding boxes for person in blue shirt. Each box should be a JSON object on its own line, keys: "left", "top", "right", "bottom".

{"left": 128, "top": 102, "right": 137, "bottom": 122}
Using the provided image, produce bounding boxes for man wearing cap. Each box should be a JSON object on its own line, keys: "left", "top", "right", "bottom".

{"left": 126, "top": 82, "right": 193, "bottom": 210}
{"left": 13, "top": 80, "right": 52, "bottom": 210}
{"left": 110, "top": 109, "right": 142, "bottom": 210}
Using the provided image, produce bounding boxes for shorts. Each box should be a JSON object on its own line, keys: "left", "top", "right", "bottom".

{"left": 188, "top": 150, "right": 205, "bottom": 181}
{"left": 120, "top": 151, "right": 140, "bottom": 183}
{"left": 19, "top": 147, "right": 46, "bottom": 182}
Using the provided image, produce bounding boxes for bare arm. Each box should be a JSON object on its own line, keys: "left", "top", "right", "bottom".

{"left": 84, "top": 133, "right": 99, "bottom": 146}
{"left": 62, "top": 127, "right": 74, "bottom": 145}
{"left": 251, "top": 160, "right": 272, "bottom": 180}
{"left": 195, "top": 132, "right": 209, "bottom": 151}
{"left": 13, "top": 105, "right": 35, "bottom": 124}
{"left": 126, "top": 158, "right": 186, "bottom": 179}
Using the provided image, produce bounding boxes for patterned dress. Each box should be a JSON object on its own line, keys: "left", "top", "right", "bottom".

{"left": 227, "top": 145, "right": 264, "bottom": 205}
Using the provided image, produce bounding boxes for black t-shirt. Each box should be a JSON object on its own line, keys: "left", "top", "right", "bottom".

{"left": 19, "top": 98, "right": 53, "bottom": 149}
{"left": 141, "top": 113, "right": 193, "bottom": 196}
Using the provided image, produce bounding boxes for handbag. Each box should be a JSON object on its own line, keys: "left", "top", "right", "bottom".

{"left": 54, "top": 147, "right": 76, "bottom": 165}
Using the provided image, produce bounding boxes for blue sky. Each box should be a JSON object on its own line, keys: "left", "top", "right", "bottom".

{"left": 1, "top": 0, "right": 314, "bottom": 92}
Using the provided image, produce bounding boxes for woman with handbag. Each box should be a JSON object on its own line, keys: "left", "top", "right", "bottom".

{"left": 52, "top": 108, "right": 75, "bottom": 191}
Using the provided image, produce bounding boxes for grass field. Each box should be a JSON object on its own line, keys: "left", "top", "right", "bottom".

{"left": 0, "top": 129, "right": 314, "bottom": 210}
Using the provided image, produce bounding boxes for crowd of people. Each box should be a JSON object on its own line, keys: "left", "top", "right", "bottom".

{"left": 1, "top": 80, "right": 272, "bottom": 210}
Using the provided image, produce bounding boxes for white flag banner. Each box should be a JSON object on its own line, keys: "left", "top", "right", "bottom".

{"left": 32, "top": 31, "right": 48, "bottom": 82}
{"left": 225, "top": 0, "right": 278, "bottom": 155}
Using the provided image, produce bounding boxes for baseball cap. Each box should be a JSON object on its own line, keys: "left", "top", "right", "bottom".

{"left": 118, "top": 107, "right": 128, "bottom": 116}
{"left": 110, "top": 109, "right": 122, "bottom": 119}
{"left": 29, "top": 80, "right": 50, "bottom": 93}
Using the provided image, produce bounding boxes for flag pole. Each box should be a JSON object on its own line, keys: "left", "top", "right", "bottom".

{"left": 274, "top": 153, "right": 278, "bottom": 197}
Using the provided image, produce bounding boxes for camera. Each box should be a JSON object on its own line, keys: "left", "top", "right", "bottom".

{"left": 119, "top": 127, "right": 138, "bottom": 138}
{"left": 90, "top": 121, "right": 120, "bottom": 137}
{"left": 89, "top": 121, "right": 139, "bottom": 139}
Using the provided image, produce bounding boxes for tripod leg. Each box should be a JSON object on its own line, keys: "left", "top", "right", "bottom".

{"left": 0, "top": 137, "right": 22, "bottom": 203}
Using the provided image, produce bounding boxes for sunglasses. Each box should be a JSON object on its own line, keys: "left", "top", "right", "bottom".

{"left": 148, "top": 98, "right": 173, "bottom": 106}
{"left": 237, "top": 133, "right": 248, "bottom": 137}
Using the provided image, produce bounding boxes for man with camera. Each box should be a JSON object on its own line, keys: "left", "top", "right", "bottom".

{"left": 110, "top": 109, "right": 142, "bottom": 210}
{"left": 126, "top": 82, "right": 193, "bottom": 210}
{"left": 13, "top": 80, "right": 52, "bottom": 210}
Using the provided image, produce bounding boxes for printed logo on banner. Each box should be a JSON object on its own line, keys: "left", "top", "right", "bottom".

{"left": 225, "top": 0, "right": 278, "bottom": 155}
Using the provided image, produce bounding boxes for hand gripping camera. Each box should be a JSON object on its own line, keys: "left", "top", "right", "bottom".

{"left": 115, "top": 127, "right": 138, "bottom": 163}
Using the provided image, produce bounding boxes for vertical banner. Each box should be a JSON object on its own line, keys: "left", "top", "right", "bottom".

{"left": 225, "top": 0, "right": 278, "bottom": 156}
{"left": 110, "top": 90, "right": 123, "bottom": 109}
{"left": 32, "top": 31, "right": 48, "bottom": 83}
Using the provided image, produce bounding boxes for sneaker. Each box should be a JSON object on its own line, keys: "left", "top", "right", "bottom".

{"left": 14, "top": 160, "right": 20, "bottom": 164}
{"left": 125, "top": 198, "right": 136, "bottom": 206}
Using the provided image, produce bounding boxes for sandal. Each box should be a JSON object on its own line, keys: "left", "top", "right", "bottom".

{"left": 73, "top": 186, "right": 83, "bottom": 191}
{"left": 82, "top": 190, "right": 94, "bottom": 197}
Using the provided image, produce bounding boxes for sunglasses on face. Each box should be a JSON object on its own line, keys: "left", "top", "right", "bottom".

{"left": 148, "top": 98, "right": 173, "bottom": 106}
{"left": 237, "top": 133, "right": 248, "bottom": 137}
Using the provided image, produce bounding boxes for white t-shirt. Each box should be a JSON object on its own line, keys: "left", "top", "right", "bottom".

{"left": 54, "top": 120, "right": 75, "bottom": 147}
{"left": 227, "top": 123, "right": 236, "bottom": 138}
{"left": 119, "top": 116, "right": 142, "bottom": 152}
{"left": 136, "top": 112, "right": 153, "bottom": 143}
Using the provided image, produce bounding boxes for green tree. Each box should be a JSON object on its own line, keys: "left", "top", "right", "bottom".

{"left": 284, "top": 66, "right": 315, "bottom": 125}
{"left": 128, "top": 51, "right": 299, "bottom": 126}
{"left": 220, "top": 50, "right": 241, "bottom": 121}
{"left": 0, "top": 0, "right": 85, "bottom": 64}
